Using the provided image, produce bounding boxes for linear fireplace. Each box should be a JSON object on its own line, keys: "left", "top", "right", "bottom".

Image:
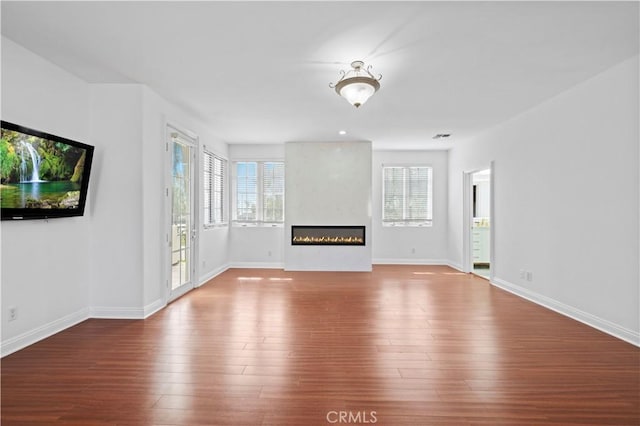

{"left": 291, "top": 225, "right": 366, "bottom": 246}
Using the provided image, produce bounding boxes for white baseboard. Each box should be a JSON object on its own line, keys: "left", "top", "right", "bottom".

{"left": 228, "top": 261, "right": 284, "bottom": 269}
{"left": 143, "top": 298, "right": 165, "bottom": 319}
{"left": 372, "top": 258, "right": 448, "bottom": 265}
{"left": 89, "top": 306, "right": 145, "bottom": 319}
{"left": 492, "top": 277, "right": 640, "bottom": 347}
{"left": 1, "top": 263, "right": 235, "bottom": 357}
{"left": 284, "top": 265, "right": 372, "bottom": 272}
{"left": 198, "top": 263, "right": 230, "bottom": 287}
{"left": 445, "top": 260, "right": 465, "bottom": 272}
{"left": 1, "top": 307, "right": 89, "bottom": 358}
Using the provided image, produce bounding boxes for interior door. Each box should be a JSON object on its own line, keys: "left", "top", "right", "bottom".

{"left": 168, "top": 128, "right": 197, "bottom": 301}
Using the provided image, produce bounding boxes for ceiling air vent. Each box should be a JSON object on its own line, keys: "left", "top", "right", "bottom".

{"left": 432, "top": 133, "right": 451, "bottom": 140}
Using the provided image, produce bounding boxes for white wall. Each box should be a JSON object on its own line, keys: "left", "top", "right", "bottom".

{"left": 228, "top": 144, "right": 284, "bottom": 267}
{"left": 141, "top": 88, "right": 229, "bottom": 306}
{"left": 227, "top": 145, "right": 449, "bottom": 268}
{"left": 140, "top": 88, "right": 166, "bottom": 310}
{"left": 1, "top": 37, "right": 231, "bottom": 355}
{"left": 474, "top": 180, "right": 490, "bottom": 219}
{"left": 1, "top": 37, "right": 92, "bottom": 354}
{"left": 372, "top": 150, "right": 449, "bottom": 264}
{"left": 90, "top": 85, "right": 230, "bottom": 316}
{"left": 89, "top": 84, "right": 144, "bottom": 315}
{"left": 448, "top": 56, "right": 640, "bottom": 345}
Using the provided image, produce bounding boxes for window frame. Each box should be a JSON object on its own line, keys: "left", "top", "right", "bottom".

{"left": 382, "top": 164, "right": 433, "bottom": 227}
{"left": 203, "top": 149, "right": 227, "bottom": 228}
{"left": 231, "top": 160, "right": 285, "bottom": 227}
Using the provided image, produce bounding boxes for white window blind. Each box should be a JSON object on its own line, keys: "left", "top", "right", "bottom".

{"left": 235, "top": 162, "right": 258, "bottom": 221}
{"left": 233, "top": 161, "right": 284, "bottom": 225}
{"left": 383, "top": 166, "right": 433, "bottom": 226}
{"left": 262, "top": 162, "right": 285, "bottom": 223}
{"left": 203, "top": 151, "right": 226, "bottom": 226}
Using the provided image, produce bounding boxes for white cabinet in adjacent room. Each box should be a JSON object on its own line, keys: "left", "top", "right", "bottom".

{"left": 472, "top": 226, "right": 490, "bottom": 264}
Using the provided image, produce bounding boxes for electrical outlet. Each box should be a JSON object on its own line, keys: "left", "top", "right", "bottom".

{"left": 411, "top": 248, "right": 416, "bottom": 254}
{"left": 8, "top": 307, "right": 17, "bottom": 322}
{"left": 526, "top": 271, "right": 533, "bottom": 282}
{"left": 268, "top": 250, "right": 272, "bottom": 257}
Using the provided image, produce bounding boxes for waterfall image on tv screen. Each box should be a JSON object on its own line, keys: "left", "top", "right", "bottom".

{"left": 0, "top": 122, "right": 93, "bottom": 219}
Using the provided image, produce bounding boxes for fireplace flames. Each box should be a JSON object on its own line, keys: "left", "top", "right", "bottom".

{"left": 292, "top": 235, "right": 364, "bottom": 245}
{"left": 291, "top": 225, "right": 366, "bottom": 246}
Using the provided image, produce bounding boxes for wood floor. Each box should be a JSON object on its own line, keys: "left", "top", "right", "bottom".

{"left": 2, "top": 265, "right": 638, "bottom": 425}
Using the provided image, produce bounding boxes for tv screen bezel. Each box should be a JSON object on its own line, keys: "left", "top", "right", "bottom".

{"left": 1, "top": 121, "right": 95, "bottom": 221}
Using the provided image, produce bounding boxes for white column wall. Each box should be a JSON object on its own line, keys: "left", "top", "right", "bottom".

{"left": 88, "top": 84, "right": 144, "bottom": 315}
{"left": 284, "top": 141, "right": 372, "bottom": 271}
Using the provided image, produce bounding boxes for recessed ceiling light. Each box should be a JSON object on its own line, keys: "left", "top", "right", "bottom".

{"left": 338, "top": 130, "right": 347, "bottom": 135}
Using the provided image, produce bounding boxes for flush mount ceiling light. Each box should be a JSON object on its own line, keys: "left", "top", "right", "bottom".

{"left": 330, "top": 60, "right": 381, "bottom": 108}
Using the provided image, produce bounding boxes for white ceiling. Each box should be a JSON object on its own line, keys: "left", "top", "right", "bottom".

{"left": 1, "top": 1, "right": 638, "bottom": 150}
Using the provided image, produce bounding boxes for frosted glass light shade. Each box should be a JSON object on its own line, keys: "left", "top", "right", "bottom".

{"left": 335, "top": 76, "right": 380, "bottom": 108}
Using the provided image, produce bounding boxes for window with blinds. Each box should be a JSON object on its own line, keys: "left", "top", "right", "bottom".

{"left": 262, "top": 162, "right": 285, "bottom": 223}
{"left": 233, "top": 161, "right": 285, "bottom": 225}
{"left": 382, "top": 166, "right": 433, "bottom": 226}
{"left": 203, "top": 150, "right": 226, "bottom": 227}
{"left": 236, "top": 162, "right": 257, "bottom": 221}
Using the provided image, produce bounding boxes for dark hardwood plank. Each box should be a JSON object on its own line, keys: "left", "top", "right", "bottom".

{"left": 2, "top": 265, "right": 638, "bottom": 425}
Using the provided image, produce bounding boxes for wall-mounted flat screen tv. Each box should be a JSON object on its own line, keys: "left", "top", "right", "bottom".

{"left": 1, "top": 121, "right": 94, "bottom": 220}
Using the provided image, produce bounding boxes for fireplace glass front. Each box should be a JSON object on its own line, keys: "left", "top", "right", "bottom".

{"left": 291, "top": 226, "right": 365, "bottom": 246}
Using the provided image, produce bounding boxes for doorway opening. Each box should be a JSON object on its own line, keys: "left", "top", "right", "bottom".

{"left": 471, "top": 169, "right": 491, "bottom": 278}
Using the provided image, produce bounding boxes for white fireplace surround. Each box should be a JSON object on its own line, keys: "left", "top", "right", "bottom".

{"left": 284, "top": 141, "right": 372, "bottom": 271}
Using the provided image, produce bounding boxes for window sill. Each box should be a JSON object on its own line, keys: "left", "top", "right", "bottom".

{"left": 232, "top": 222, "right": 284, "bottom": 228}
{"left": 382, "top": 222, "right": 433, "bottom": 228}
{"left": 204, "top": 223, "right": 229, "bottom": 230}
